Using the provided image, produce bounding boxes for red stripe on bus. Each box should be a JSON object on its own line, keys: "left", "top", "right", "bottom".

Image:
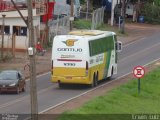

{"left": 57, "top": 59, "right": 82, "bottom": 62}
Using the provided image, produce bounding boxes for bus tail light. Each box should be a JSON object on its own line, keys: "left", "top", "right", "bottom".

{"left": 86, "top": 61, "right": 88, "bottom": 75}
{"left": 51, "top": 60, "right": 54, "bottom": 75}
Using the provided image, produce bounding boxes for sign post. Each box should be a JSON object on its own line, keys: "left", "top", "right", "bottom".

{"left": 138, "top": 78, "right": 140, "bottom": 94}
{"left": 133, "top": 66, "right": 145, "bottom": 94}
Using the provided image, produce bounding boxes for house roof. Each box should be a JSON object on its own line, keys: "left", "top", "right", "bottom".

{"left": 0, "top": 9, "right": 39, "bottom": 18}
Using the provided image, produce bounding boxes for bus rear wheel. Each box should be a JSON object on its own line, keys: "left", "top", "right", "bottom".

{"left": 90, "top": 74, "right": 98, "bottom": 88}
{"left": 94, "top": 74, "right": 98, "bottom": 87}
{"left": 109, "top": 67, "right": 114, "bottom": 80}
{"left": 58, "top": 82, "right": 64, "bottom": 88}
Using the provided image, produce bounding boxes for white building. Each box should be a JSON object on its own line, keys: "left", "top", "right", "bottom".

{"left": 0, "top": 9, "right": 40, "bottom": 51}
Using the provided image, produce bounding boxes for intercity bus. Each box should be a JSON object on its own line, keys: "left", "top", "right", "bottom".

{"left": 51, "top": 30, "right": 122, "bottom": 88}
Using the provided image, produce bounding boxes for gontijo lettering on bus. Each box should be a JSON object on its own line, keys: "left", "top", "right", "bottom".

{"left": 57, "top": 48, "right": 83, "bottom": 52}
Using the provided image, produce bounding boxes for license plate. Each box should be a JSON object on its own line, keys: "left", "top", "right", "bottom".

{"left": 66, "top": 76, "right": 72, "bottom": 79}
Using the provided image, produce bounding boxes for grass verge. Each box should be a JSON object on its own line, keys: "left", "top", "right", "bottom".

{"left": 73, "top": 19, "right": 127, "bottom": 36}
{"left": 73, "top": 19, "right": 91, "bottom": 29}
{"left": 57, "top": 67, "right": 160, "bottom": 120}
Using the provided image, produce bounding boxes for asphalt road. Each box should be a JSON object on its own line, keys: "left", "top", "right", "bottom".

{"left": 0, "top": 32, "right": 160, "bottom": 114}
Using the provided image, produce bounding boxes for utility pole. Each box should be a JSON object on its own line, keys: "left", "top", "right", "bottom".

{"left": 120, "top": 0, "right": 125, "bottom": 33}
{"left": 111, "top": 0, "right": 115, "bottom": 26}
{"left": 1, "top": 14, "right": 5, "bottom": 60}
{"left": 70, "top": 0, "right": 74, "bottom": 31}
{"left": 46, "top": 0, "right": 49, "bottom": 45}
{"left": 27, "top": 0, "right": 38, "bottom": 120}
{"left": 86, "top": 0, "right": 89, "bottom": 20}
{"left": 137, "top": 0, "right": 141, "bottom": 20}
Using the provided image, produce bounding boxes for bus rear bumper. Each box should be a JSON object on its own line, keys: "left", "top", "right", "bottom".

{"left": 51, "top": 76, "right": 91, "bottom": 84}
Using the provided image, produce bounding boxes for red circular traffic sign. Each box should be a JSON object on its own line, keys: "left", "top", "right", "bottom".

{"left": 133, "top": 66, "right": 145, "bottom": 78}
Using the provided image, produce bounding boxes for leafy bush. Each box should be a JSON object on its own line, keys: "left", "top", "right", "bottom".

{"left": 142, "top": 3, "right": 160, "bottom": 24}
{"left": 73, "top": 19, "right": 91, "bottom": 29}
{"left": 80, "top": 0, "right": 85, "bottom": 5}
{"left": 154, "top": 0, "right": 160, "bottom": 6}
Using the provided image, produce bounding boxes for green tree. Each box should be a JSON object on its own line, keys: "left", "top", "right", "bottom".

{"left": 154, "top": 0, "right": 160, "bottom": 6}
{"left": 142, "top": 2, "right": 160, "bottom": 24}
{"left": 80, "top": 0, "right": 85, "bottom": 4}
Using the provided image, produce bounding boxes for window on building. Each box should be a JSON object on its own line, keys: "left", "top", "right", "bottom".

{"left": 20, "top": 27, "right": 27, "bottom": 36}
{"left": 0, "top": 25, "right": 10, "bottom": 35}
{"left": 13, "top": 26, "right": 27, "bottom": 36}
{"left": 4, "top": 26, "right": 10, "bottom": 34}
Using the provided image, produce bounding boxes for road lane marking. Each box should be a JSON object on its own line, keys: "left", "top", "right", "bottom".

{"left": 25, "top": 36, "right": 148, "bottom": 82}
{"left": 123, "top": 37, "right": 146, "bottom": 47}
{"left": 1, "top": 56, "right": 160, "bottom": 113}
{"left": 119, "top": 42, "right": 160, "bottom": 62}
{"left": 26, "top": 72, "right": 50, "bottom": 81}
{"left": 40, "top": 57, "right": 160, "bottom": 113}
{"left": 0, "top": 86, "right": 54, "bottom": 109}
{"left": 0, "top": 36, "right": 159, "bottom": 113}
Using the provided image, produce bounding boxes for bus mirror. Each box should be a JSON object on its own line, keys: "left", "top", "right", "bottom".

{"left": 116, "top": 41, "right": 122, "bottom": 52}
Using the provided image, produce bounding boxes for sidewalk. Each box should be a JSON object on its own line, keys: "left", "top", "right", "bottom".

{"left": 118, "top": 23, "right": 159, "bottom": 45}
{"left": 0, "top": 49, "right": 51, "bottom": 79}
{"left": 0, "top": 23, "right": 159, "bottom": 78}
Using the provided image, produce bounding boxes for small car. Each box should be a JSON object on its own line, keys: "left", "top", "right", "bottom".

{"left": 0, "top": 70, "right": 26, "bottom": 94}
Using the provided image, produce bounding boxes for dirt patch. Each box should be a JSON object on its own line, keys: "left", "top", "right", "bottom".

{"left": 0, "top": 49, "right": 51, "bottom": 79}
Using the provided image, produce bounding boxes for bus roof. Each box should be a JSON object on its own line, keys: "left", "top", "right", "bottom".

{"left": 69, "top": 30, "right": 115, "bottom": 36}
{"left": 54, "top": 30, "right": 115, "bottom": 41}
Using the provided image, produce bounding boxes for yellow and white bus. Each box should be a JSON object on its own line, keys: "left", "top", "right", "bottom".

{"left": 51, "top": 30, "right": 122, "bottom": 87}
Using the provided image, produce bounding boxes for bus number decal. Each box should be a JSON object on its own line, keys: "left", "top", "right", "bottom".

{"left": 64, "top": 63, "right": 76, "bottom": 66}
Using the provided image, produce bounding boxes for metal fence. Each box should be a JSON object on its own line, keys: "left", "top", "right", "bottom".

{"left": 91, "top": 7, "right": 105, "bottom": 30}
{"left": 0, "top": 34, "right": 18, "bottom": 59}
{"left": 78, "top": 7, "right": 105, "bottom": 30}
{"left": 48, "top": 15, "right": 70, "bottom": 40}
{"left": 48, "top": 7, "right": 105, "bottom": 41}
